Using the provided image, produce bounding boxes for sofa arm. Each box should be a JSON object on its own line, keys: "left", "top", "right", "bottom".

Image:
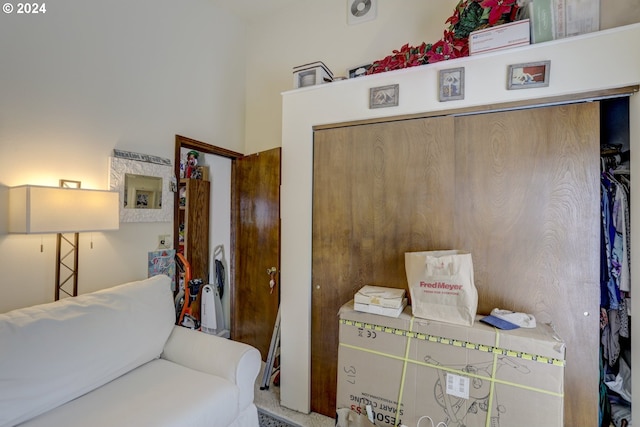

{"left": 161, "top": 326, "right": 261, "bottom": 410}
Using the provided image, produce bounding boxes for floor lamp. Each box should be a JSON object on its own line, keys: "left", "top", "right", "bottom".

{"left": 8, "top": 181, "right": 119, "bottom": 300}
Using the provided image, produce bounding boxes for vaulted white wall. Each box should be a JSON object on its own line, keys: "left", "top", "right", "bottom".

{"left": 243, "top": 0, "right": 460, "bottom": 155}
{"left": 0, "top": 0, "right": 247, "bottom": 312}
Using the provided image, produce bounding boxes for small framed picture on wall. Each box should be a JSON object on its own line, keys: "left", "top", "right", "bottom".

{"left": 507, "top": 60, "right": 551, "bottom": 89}
{"left": 439, "top": 67, "right": 465, "bottom": 101}
{"left": 369, "top": 84, "right": 399, "bottom": 109}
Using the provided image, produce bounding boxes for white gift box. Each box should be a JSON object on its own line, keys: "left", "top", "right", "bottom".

{"left": 354, "top": 285, "right": 406, "bottom": 308}
{"left": 293, "top": 61, "right": 333, "bottom": 88}
{"left": 469, "top": 19, "right": 531, "bottom": 55}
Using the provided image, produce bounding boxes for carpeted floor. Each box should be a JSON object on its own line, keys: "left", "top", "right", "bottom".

{"left": 258, "top": 409, "right": 301, "bottom": 427}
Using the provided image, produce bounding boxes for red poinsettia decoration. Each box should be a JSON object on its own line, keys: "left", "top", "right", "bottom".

{"left": 444, "top": 0, "right": 469, "bottom": 28}
{"left": 367, "top": 42, "right": 432, "bottom": 73}
{"left": 367, "top": 0, "right": 519, "bottom": 75}
{"left": 480, "top": 0, "right": 518, "bottom": 25}
{"left": 426, "top": 31, "right": 468, "bottom": 64}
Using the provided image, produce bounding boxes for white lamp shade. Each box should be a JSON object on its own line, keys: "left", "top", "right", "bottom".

{"left": 9, "top": 185, "right": 120, "bottom": 233}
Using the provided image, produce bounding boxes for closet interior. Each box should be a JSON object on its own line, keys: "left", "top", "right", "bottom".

{"left": 600, "top": 97, "right": 632, "bottom": 427}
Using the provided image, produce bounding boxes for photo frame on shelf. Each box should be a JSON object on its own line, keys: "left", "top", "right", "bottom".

{"left": 507, "top": 60, "right": 551, "bottom": 89}
{"left": 135, "top": 190, "right": 155, "bottom": 209}
{"left": 369, "top": 84, "right": 399, "bottom": 109}
{"left": 348, "top": 63, "right": 372, "bottom": 78}
{"left": 439, "top": 67, "right": 465, "bottom": 101}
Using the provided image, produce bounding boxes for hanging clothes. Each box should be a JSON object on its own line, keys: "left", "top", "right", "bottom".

{"left": 599, "top": 149, "right": 631, "bottom": 427}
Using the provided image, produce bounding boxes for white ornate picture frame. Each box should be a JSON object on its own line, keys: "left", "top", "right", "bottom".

{"left": 109, "top": 156, "right": 174, "bottom": 223}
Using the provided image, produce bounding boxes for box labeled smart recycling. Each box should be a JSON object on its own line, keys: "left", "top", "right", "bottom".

{"left": 336, "top": 301, "right": 565, "bottom": 427}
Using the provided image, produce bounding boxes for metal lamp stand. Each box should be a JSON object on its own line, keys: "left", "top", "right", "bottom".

{"left": 55, "top": 179, "right": 81, "bottom": 300}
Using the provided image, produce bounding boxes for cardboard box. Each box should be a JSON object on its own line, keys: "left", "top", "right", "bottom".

{"left": 354, "top": 286, "right": 406, "bottom": 308}
{"left": 354, "top": 286, "right": 407, "bottom": 318}
{"left": 546, "top": 0, "right": 599, "bottom": 39}
{"left": 293, "top": 61, "right": 333, "bottom": 89}
{"left": 529, "top": 0, "right": 555, "bottom": 43}
{"left": 553, "top": 0, "right": 566, "bottom": 38}
{"left": 336, "top": 301, "right": 565, "bottom": 427}
{"left": 564, "top": 0, "right": 599, "bottom": 37}
{"left": 469, "top": 19, "right": 531, "bottom": 55}
{"left": 354, "top": 298, "right": 407, "bottom": 318}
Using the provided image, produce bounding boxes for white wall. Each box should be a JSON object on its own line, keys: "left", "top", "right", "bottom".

{"left": 205, "top": 153, "right": 233, "bottom": 331}
{"left": 0, "top": 0, "right": 247, "bottom": 312}
{"left": 280, "top": 24, "right": 640, "bottom": 414}
{"left": 243, "top": 0, "right": 460, "bottom": 155}
{"left": 243, "top": 0, "right": 640, "bottom": 156}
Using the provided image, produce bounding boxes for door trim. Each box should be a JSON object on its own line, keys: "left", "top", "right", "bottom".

{"left": 173, "top": 135, "right": 242, "bottom": 263}
{"left": 312, "top": 85, "right": 638, "bottom": 131}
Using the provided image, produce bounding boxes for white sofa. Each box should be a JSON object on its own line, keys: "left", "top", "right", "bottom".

{"left": 0, "top": 275, "right": 261, "bottom": 427}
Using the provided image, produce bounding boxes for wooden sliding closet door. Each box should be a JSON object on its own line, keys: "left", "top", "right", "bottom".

{"left": 454, "top": 103, "right": 601, "bottom": 427}
{"left": 312, "top": 117, "right": 456, "bottom": 416}
{"left": 311, "top": 102, "right": 600, "bottom": 426}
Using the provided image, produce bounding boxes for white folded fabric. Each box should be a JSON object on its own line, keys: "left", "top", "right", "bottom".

{"left": 490, "top": 308, "right": 537, "bottom": 328}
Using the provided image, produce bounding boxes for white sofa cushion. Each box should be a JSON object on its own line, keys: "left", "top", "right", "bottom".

{"left": 0, "top": 275, "right": 175, "bottom": 427}
{"left": 17, "top": 359, "right": 240, "bottom": 427}
{"left": 161, "top": 326, "right": 261, "bottom": 412}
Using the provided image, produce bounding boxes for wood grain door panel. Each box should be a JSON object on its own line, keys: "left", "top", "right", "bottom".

{"left": 311, "top": 103, "right": 600, "bottom": 426}
{"left": 232, "top": 148, "right": 281, "bottom": 360}
{"left": 183, "top": 179, "right": 210, "bottom": 283}
{"left": 312, "top": 117, "right": 455, "bottom": 416}
{"left": 454, "top": 104, "right": 601, "bottom": 426}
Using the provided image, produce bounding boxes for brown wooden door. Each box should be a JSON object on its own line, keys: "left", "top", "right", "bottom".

{"left": 182, "top": 179, "right": 211, "bottom": 283}
{"left": 311, "top": 103, "right": 600, "bottom": 426}
{"left": 454, "top": 104, "right": 600, "bottom": 427}
{"left": 231, "top": 148, "right": 281, "bottom": 360}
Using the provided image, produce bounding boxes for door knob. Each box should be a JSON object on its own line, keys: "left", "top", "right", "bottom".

{"left": 267, "top": 267, "right": 277, "bottom": 294}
